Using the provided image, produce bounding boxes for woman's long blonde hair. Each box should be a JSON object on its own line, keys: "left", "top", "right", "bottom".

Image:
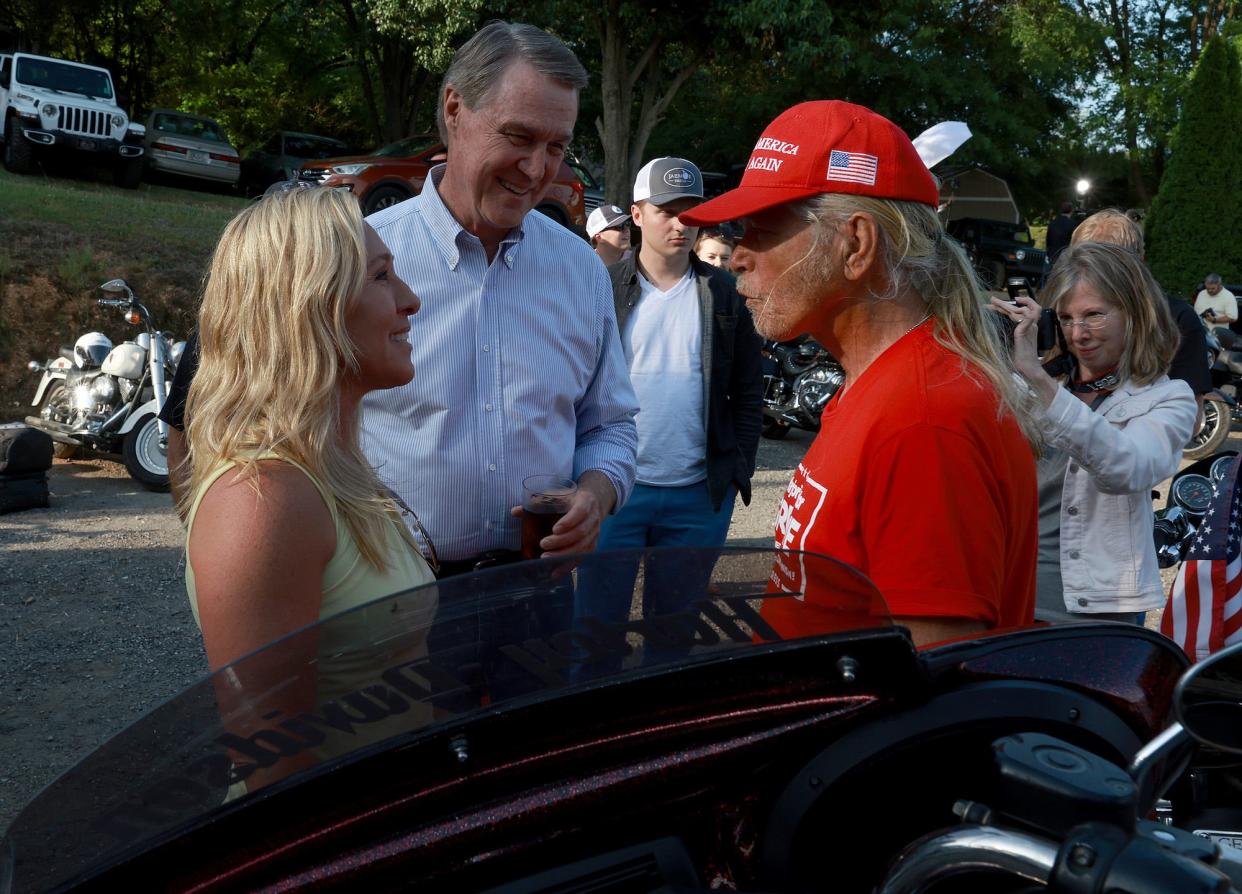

{"left": 179, "top": 187, "right": 398, "bottom": 569}
{"left": 1039, "top": 241, "right": 1179, "bottom": 387}
{"left": 799, "top": 194, "right": 1042, "bottom": 450}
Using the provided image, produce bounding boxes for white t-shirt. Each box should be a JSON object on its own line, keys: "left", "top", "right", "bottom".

{"left": 622, "top": 268, "right": 706, "bottom": 486}
{"left": 1194, "top": 287, "right": 1237, "bottom": 322}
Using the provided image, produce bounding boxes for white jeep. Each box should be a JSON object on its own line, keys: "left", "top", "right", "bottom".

{"left": 0, "top": 52, "right": 146, "bottom": 188}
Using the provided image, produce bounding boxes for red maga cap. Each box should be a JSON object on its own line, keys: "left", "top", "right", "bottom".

{"left": 680, "top": 100, "right": 939, "bottom": 226}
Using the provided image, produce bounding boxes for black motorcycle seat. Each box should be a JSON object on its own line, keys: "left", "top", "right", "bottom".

{"left": 58, "top": 346, "right": 75, "bottom": 362}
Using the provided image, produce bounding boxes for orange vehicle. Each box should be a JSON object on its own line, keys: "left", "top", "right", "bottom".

{"left": 299, "top": 134, "right": 586, "bottom": 230}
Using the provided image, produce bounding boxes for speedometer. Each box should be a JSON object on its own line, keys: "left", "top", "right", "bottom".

{"left": 1172, "top": 474, "right": 1215, "bottom": 513}
{"left": 1211, "top": 454, "right": 1236, "bottom": 484}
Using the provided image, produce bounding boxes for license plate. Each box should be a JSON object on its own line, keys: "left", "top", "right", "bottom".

{"left": 188, "top": 150, "right": 208, "bottom": 163}
{"left": 78, "top": 139, "right": 95, "bottom": 151}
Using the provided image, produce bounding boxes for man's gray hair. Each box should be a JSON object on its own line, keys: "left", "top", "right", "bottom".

{"left": 1070, "top": 208, "right": 1144, "bottom": 256}
{"left": 1207, "top": 272, "right": 1223, "bottom": 285}
{"left": 436, "top": 22, "right": 588, "bottom": 144}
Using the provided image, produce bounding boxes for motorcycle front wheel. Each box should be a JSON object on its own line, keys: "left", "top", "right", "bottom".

{"left": 762, "top": 416, "right": 792, "bottom": 440}
{"left": 37, "top": 384, "right": 80, "bottom": 459}
{"left": 122, "top": 414, "right": 170, "bottom": 491}
{"left": 1185, "top": 396, "right": 1232, "bottom": 460}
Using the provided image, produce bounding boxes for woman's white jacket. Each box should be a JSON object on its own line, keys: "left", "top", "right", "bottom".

{"left": 1039, "top": 375, "right": 1196, "bottom": 613}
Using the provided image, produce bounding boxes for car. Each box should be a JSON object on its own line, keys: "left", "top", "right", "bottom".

{"left": 241, "top": 130, "right": 351, "bottom": 195}
{"left": 567, "top": 159, "right": 604, "bottom": 213}
{"left": 944, "top": 216, "right": 1047, "bottom": 291}
{"left": 299, "top": 134, "right": 587, "bottom": 229}
{"left": 142, "top": 109, "right": 240, "bottom": 187}
{"left": 1, "top": 52, "right": 145, "bottom": 188}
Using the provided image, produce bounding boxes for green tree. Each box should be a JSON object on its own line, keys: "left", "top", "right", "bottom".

{"left": 1145, "top": 35, "right": 1242, "bottom": 293}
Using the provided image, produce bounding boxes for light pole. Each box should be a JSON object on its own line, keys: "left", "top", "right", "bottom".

{"left": 1076, "top": 179, "right": 1091, "bottom": 212}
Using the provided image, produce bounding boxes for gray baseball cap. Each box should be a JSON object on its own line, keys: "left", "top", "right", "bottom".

{"left": 586, "top": 204, "right": 630, "bottom": 238}
{"left": 632, "top": 157, "right": 704, "bottom": 206}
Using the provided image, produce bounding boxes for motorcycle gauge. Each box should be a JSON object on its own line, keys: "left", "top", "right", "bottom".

{"left": 1172, "top": 474, "right": 1215, "bottom": 514}
{"left": 1210, "top": 454, "right": 1237, "bottom": 484}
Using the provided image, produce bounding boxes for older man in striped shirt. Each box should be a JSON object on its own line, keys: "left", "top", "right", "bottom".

{"left": 360, "top": 22, "right": 638, "bottom": 577}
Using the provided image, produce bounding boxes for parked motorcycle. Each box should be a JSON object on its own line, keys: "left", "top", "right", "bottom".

{"left": 877, "top": 640, "right": 1242, "bottom": 893}
{"left": 1153, "top": 450, "right": 1239, "bottom": 567}
{"left": 760, "top": 337, "right": 845, "bottom": 439}
{"left": 3, "top": 546, "right": 1235, "bottom": 892}
{"left": 25, "top": 279, "right": 184, "bottom": 491}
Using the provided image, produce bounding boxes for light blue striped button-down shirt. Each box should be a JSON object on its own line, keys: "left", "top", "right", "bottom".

{"left": 361, "top": 167, "right": 639, "bottom": 561}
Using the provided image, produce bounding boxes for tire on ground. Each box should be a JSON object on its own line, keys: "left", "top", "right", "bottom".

{"left": 363, "top": 185, "right": 411, "bottom": 215}
{"left": 1184, "top": 395, "right": 1232, "bottom": 460}
{"left": 3, "top": 114, "right": 34, "bottom": 175}
{"left": 114, "top": 157, "right": 143, "bottom": 189}
{"left": 536, "top": 203, "right": 568, "bottom": 228}
{"left": 122, "top": 414, "right": 170, "bottom": 491}
{"left": 762, "top": 416, "right": 792, "bottom": 440}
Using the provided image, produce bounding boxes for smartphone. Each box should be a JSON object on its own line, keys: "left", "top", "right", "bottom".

{"left": 1005, "top": 277, "right": 1033, "bottom": 306}
{"left": 1004, "top": 276, "right": 1061, "bottom": 353}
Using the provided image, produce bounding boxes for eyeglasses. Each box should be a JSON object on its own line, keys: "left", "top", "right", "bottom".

{"left": 1058, "top": 311, "right": 1113, "bottom": 331}
{"left": 386, "top": 488, "right": 440, "bottom": 576}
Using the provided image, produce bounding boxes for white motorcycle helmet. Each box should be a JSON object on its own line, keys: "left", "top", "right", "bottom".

{"left": 73, "top": 332, "right": 113, "bottom": 369}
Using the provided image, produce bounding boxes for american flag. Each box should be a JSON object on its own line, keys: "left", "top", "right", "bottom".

{"left": 1161, "top": 455, "right": 1242, "bottom": 661}
{"left": 827, "top": 150, "right": 879, "bottom": 186}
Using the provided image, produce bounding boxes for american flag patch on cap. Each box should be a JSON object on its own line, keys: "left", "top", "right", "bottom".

{"left": 827, "top": 150, "right": 878, "bottom": 186}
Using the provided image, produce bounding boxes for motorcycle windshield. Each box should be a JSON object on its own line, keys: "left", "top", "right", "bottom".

{"left": 0, "top": 547, "right": 890, "bottom": 892}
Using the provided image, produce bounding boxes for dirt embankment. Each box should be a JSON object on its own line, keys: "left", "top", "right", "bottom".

{"left": 0, "top": 219, "right": 202, "bottom": 416}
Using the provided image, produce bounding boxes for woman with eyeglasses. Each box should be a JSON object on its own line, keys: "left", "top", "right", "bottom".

{"left": 180, "top": 188, "right": 439, "bottom": 788}
{"left": 992, "top": 241, "right": 1196, "bottom": 624}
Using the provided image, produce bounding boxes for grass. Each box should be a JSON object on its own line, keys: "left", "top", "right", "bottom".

{"left": 54, "top": 245, "right": 104, "bottom": 294}
{"left": 0, "top": 167, "right": 246, "bottom": 257}
{"left": 0, "top": 166, "right": 248, "bottom": 415}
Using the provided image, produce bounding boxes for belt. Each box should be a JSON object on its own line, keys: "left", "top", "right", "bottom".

{"left": 435, "top": 549, "right": 524, "bottom": 579}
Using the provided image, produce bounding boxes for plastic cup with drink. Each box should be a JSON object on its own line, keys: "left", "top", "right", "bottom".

{"left": 521, "top": 474, "right": 577, "bottom": 559}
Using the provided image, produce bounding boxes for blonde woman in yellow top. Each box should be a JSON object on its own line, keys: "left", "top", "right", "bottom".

{"left": 179, "top": 189, "right": 438, "bottom": 787}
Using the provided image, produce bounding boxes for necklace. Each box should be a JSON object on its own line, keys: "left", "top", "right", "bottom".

{"left": 834, "top": 312, "right": 931, "bottom": 403}
{"left": 1069, "top": 366, "right": 1120, "bottom": 394}
{"left": 901, "top": 312, "right": 932, "bottom": 339}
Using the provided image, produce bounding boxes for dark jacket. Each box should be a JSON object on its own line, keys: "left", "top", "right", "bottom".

{"left": 1045, "top": 214, "right": 1077, "bottom": 263}
{"left": 608, "top": 253, "right": 764, "bottom": 511}
{"left": 1166, "top": 293, "right": 1211, "bottom": 396}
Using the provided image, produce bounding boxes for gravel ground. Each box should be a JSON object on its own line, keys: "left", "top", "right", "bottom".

{"left": 0, "top": 427, "right": 1220, "bottom": 835}
{"left": 0, "top": 459, "right": 207, "bottom": 834}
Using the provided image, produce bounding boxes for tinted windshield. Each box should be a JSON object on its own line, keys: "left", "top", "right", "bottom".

{"left": 0, "top": 548, "right": 888, "bottom": 892}
{"left": 374, "top": 135, "right": 440, "bottom": 158}
{"left": 284, "top": 135, "right": 346, "bottom": 159}
{"left": 152, "top": 112, "right": 228, "bottom": 144}
{"left": 15, "top": 57, "right": 113, "bottom": 100}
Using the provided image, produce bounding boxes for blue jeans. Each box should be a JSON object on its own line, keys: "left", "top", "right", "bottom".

{"left": 576, "top": 481, "right": 736, "bottom": 626}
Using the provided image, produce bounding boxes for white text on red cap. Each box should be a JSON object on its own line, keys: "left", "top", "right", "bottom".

{"left": 747, "top": 137, "right": 801, "bottom": 174}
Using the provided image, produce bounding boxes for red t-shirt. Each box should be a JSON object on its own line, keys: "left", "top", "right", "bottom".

{"left": 766, "top": 323, "right": 1037, "bottom": 637}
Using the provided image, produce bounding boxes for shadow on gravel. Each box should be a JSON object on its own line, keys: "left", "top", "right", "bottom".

{"left": 0, "top": 543, "right": 204, "bottom": 833}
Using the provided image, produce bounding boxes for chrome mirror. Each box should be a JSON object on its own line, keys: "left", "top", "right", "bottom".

{"left": 1173, "top": 641, "right": 1242, "bottom": 754}
{"left": 99, "top": 279, "right": 135, "bottom": 302}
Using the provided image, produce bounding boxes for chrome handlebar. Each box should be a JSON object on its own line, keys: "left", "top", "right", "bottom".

{"left": 878, "top": 826, "right": 1056, "bottom": 894}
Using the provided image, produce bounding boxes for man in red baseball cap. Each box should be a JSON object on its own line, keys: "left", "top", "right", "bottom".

{"left": 682, "top": 100, "right": 1039, "bottom": 646}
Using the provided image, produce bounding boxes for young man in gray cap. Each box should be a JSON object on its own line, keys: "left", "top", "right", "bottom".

{"left": 587, "top": 204, "right": 632, "bottom": 265}
{"left": 577, "top": 157, "right": 763, "bottom": 624}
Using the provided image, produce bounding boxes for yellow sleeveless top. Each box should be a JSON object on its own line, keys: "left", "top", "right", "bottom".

{"left": 185, "top": 453, "right": 436, "bottom": 623}
{"left": 185, "top": 454, "right": 439, "bottom": 798}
